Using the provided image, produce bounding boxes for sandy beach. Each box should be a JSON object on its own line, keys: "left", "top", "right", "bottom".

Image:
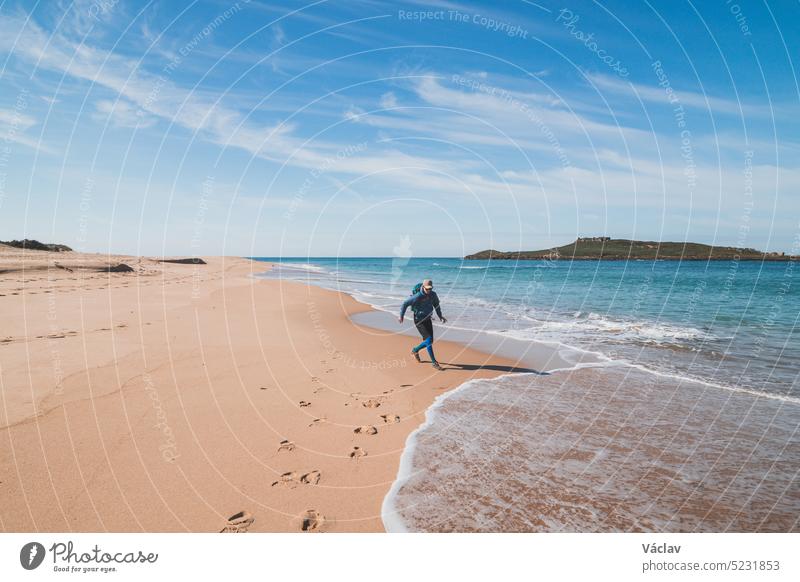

{"left": 0, "top": 245, "right": 526, "bottom": 532}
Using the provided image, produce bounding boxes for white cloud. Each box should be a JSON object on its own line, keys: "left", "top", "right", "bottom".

{"left": 93, "top": 99, "right": 155, "bottom": 128}
{"left": 379, "top": 91, "right": 397, "bottom": 108}
{"left": 55, "top": 0, "right": 123, "bottom": 37}
{"left": 272, "top": 23, "right": 287, "bottom": 46}
{"left": 1, "top": 10, "right": 796, "bottom": 250}
{"left": 0, "top": 109, "right": 36, "bottom": 129}
{"left": 1, "top": 15, "right": 468, "bottom": 182}
{"left": 0, "top": 107, "right": 57, "bottom": 154}
{"left": 344, "top": 105, "right": 366, "bottom": 121}
{"left": 586, "top": 73, "right": 772, "bottom": 118}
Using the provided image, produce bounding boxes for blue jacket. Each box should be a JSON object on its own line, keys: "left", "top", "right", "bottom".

{"left": 401, "top": 290, "right": 443, "bottom": 321}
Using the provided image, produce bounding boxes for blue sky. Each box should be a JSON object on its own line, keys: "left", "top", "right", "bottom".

{"left": 1, "top": 0, "right": 798, "bottom": 256}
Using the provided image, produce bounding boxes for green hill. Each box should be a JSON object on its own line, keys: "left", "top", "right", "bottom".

{"left": 0, "top": 239, "right": 72, "bottom": 252}
{"left": 465, "top": 238, "right": 794, "bottom": 261}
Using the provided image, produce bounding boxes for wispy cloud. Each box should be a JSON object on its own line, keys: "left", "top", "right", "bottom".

{"left": 587, "top": 73, "right": 772, "bottom": 118}
{"left": 92, "top": 98, "right": 156, "bottom": 128}
{"left": 1, "top": 2, "right": 797, "bottom": 253}
{"left": 53, "top": 0, "right": 127, "bottom": 38}
{"left": 379, "top": 91, "right": 397, "bottom": 108}
{"left": 0, "top": 107, "right": 57, "bottom": 154}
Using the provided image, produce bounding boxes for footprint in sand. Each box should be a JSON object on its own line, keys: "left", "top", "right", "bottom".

{"left": 298, "top": 400, "right": 311, "bottom": 408}
{"left": 349, "top": 446, "right": 367, "bottom": 459}
{"left": 273, "top": 470, "right": 322, "bottom": 487}
{"left": 271, "top": 471, "right": 299, "bottom": 488}
{"left": 308, "top": 417, "right": 326, "bottom": 428}
{"left": 354, "top": 425, "right": 378, "bottom": 436}
{"left": 380, "top": 414, "right": 400, "bottom": 424}
{"left": 300, "top": 470, "right": 321, "bottom": 485}
{"left": 220, "top": 510, "right": 254, "bottom": 533}
{"left": 361, "top": 399, "right": 382, "bottom": 409}
{"left": 277, "top": 440, "right": 295, "bottom": 453}
{"left": 310, "top": 376, "right": 320, "bottom": 383}
{"left": 300, "top": 510, "right": 324, "bottom": 532}
{"left": 400, "top": 384, "right": 413, "bottom": 388}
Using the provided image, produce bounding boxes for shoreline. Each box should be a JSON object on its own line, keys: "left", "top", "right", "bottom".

{"left": 3, "top": 247, "right": 797, "bottom": 532}
{"left": 0, "top": 247, "right": 526, "bottom": 532}
{"left": 268, "top": 261, "right": 800, "bottom": 407}
{"left": 380, "top": 373, "right": 523, "bottom": 532}
{"left": 270, "top": 259, "right": 800, "bottom": 532}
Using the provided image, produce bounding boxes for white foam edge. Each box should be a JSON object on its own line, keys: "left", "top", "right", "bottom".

{"left": 381, "top": 357, "right": 800, "bottom": 532}
{"left": 380, "top": 374, "right": 523, "bottom": 532}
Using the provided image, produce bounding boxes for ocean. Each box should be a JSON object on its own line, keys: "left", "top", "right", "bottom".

{"left": 254, "top": 257, "right": 799, "bottom": 532}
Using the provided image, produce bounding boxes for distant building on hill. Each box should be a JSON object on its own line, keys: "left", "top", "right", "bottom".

{"left": 577, "top": 236, "right": 611, "bottom": 242}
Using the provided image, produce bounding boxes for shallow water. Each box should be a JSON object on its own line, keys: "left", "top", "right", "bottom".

{"left": 255, "top": 257, "right": 800, "bottom": 532}
{"left": 382, "top": 367, "right": 799, "bottom": 532}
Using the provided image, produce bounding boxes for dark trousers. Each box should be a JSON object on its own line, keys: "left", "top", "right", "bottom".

{"left": 413, "top": 316, "right": 436, "bottom": 362}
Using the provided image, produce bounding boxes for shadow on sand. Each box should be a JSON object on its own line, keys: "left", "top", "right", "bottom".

{"left": 435, "top": 362, "right": 546, "bottom": 375}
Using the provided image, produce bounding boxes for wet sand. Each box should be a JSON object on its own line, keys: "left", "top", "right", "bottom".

{"left": 384, "top": 365, "right": 800, "bottom": 532}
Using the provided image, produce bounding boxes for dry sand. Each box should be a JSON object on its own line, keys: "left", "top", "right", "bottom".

{"left": 0, "top": 245, "right": 525, "bottom": 532}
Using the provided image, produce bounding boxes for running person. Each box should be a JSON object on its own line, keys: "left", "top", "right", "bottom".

{"left": 399, "top": 279, "right": 447, "bottom": 370}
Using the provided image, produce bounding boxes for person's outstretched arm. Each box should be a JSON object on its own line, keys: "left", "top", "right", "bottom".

{"left": 399, "top": 292, "right": 422, "bottom": 322}
{"left": 433, "top": 292, "right": 446, "bottom": 323}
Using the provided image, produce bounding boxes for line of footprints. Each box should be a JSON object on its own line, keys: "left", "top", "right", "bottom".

{"left": 221, "top": 376, "right": 403, "bottom": 532}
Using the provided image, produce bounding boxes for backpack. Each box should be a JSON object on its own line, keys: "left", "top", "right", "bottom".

{"left": 410, "top": 282, "right": 426, "bottom": 316}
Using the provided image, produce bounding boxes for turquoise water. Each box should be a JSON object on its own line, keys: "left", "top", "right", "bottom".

{"left": 254, "top": 257, "right": 798, "bottom": 398}
{"left": 255, "top": 256, "right": 800, "bottom": 531}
